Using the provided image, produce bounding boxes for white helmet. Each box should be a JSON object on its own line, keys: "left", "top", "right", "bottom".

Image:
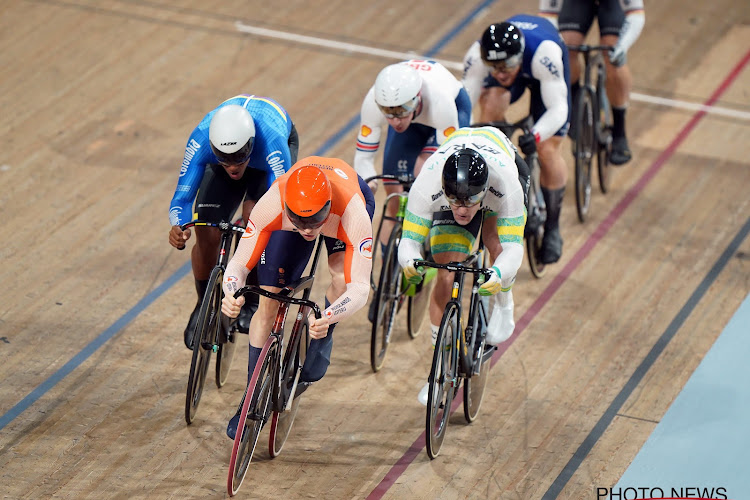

{"left": 373, "top": 63, "right": 422, "bottom": 118}
{"left": 209, "top": 104, "right": 256, "bottom": 165}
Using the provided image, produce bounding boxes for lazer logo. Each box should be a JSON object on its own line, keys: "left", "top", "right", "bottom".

{"left": 220, "top": 141, "right": 237, "bottom": 146}
{"left": 485, "top": 49, "right": 508, "bottom": 60}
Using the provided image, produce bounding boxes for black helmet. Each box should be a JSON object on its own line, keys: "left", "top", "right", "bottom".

{"left": 442, "top": 148, "right": 489, "bottom": 207}
{"left": 480, "top": 22, "right": 525, "bottom": 68}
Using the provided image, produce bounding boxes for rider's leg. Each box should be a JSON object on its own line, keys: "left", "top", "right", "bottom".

{"left": 561, "top": 30, "right": 584, "bottom": 138}
{"left": 602, "top": 33, "right": 633, "bottom": 165}
{"left": 537, "top": 135, "right": 567, "bottom": 264}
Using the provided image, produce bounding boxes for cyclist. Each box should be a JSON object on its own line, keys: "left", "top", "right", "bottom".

{"left": 168, "top": 95, "right": 298, "bottom": 349}
{"left": 397, "top": 127, "right": 529, "bottom": 405}
{"left": 221, "top": 156, "right": 375, "bottom": 439}
{"left": 538, "top": 0, "right": 645, "bottom": 165}
{"left": 462, "top": 16, "right": 570, "bottom": 265}
{"left": 355, "top": 59, "right": 471, "bottom": 320}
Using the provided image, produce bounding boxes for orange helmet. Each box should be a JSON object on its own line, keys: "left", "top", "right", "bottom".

{"left": 285, "top": 166, "right": 332, "bottom": 229}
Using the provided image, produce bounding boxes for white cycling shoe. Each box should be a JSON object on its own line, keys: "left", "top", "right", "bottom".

{"left": 486, "top": 290, "right": 515, "bottom": 346}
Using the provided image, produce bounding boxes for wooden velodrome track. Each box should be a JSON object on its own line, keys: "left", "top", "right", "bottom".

{"left": 1, "top": 0, "right": 749, "bottom": 498}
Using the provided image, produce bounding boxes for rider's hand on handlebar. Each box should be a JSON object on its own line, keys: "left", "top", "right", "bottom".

{"left": 221, "top": 294, "right": 245, "bottom": 319}
{"left": 477, "top": 266, "right": 503, "bottom": 296}
{"left": 519, "top": 132, "right": 537, "bottom": 156}
{"left": 404, "top": 259, "right": 425, "bottom": 285}
{"left": 308, "top": 313, "right": 330, "bottom": 339}
{"left": 609, "top": 44, "right": 626, "bottom": 67}
{"left": 169, "top": 225, "right": 191, "bottom": 250}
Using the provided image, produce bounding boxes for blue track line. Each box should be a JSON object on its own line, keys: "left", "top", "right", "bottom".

{"left": 0, "top": 0, "right": 496, "bottom": 432}
{"left": 541, "top": 215, "right": 750, "bottom": 499}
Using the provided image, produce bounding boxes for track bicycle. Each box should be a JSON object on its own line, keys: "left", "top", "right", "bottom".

{"left": 414, "top": 241, "right": 496, "bottom": 459}
{"left": 181, "top": 220, "right": 246, "bottom": 425}
{"left": 471, "top": 117, "right": 547, "bottom": 278}
{"left": 226, "top": 237, "right": 323, "bottom": 496}
{"left": 567, "top": 44, "right": 614, "bottom": 222}
{"left": 366, "top": 174, "right": 435, "bottom": 372}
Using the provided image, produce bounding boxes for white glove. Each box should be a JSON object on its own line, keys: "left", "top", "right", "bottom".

{"left": 609, "top": 44, "right": 627, "bottom": 67}
{"left": 478, "top": 266, "right": 502, "bottom": 296}
{"left": 403, "top": 259, "right": 425, "bottom": 285}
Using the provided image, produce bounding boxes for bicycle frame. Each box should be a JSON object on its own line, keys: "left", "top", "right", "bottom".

{"left": 366, "top": 174, "right": 413, "bottom": 291}
{"left": 413, "top": 250, "right": 491, "bottom": 375}
{"left": 233, "top": 237, "right": 324, "bottom": 412}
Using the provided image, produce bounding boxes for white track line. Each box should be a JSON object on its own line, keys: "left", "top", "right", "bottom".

{"left": 235, "top": 21, "right": 750, "bottom": 122}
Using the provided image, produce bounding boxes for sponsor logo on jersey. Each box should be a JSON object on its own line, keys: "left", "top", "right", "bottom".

{"left": 242, "top": 220, "right": 257, "bottom": 238}
{"left": 266, "top": 150, "right": 286, "bottom": 178}
{"left": 361, "top": 125, "right": 372, "bottom": 137}
{"left": 443, "top": 126, "right": 456, "bottom": 137}
{"left": 431, "top": 190, "right": 444, "bottom": 201}
{"left": 489, "top": 186, "right": 504, "bottom": 198}
{"left": 334, "top": 168, "right": 349, "bottom": 179}
{"left": 539, "top": 56, "right": 560, "bottom": 78}
{"left": 325, "top": 309, "right": 333, "bottom": 319}
{"left": 180, "top": 139, "right": 201, "bottom": 176}
{"left": 359, "top": 237, "right": 373, "bottom": 259}
{"left": 513, "top": 21, "right": 538, "bottom": 31}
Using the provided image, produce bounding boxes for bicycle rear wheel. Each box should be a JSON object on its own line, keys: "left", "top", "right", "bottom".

{"left": 425, "top": 303, "right": 459, "bottom": 459}
{"left": 526, "top": 166, "right": 547, "bottom": 279}
{"left": 185, "top": 266, "right": 222, "bottom": 424}
{"left": 227, "top": 336, "right": 277, "bottom": 497}
{"left": 407, "top": 273, "right": 434, "bottom": 338}
{"left": 370, "top": 226, "right": 402, "bottom": 372}
{"left": 269, "top": 319, "right": 310, "bottom": 457}
{"left": 595, "top": 59, "right": 613, "bottom": 194}
{"left": 574, "top": 87, "right": 595, "bottom": 222}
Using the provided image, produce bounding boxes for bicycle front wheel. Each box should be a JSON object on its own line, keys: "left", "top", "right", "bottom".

{"left": 227, "top": 336, "right": 277, "bottom": 497}
{"left": 425, "top": 303, "right": 459, "bottom": 459}
{"left": 370, "top": 225, "right": 402, "bottom": 372}
{"left": 185, "top": 266, "right": 222, "bottom": 424}
{"left": 574, "top": 87, "right": 595, "bottom": 223}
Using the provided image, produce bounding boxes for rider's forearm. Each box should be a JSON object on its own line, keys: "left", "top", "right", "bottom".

{"left": 324, "top": 281, "right": 369, "bottom": 324}
{"left": 397, "top": 237, "right": 424, "bottom": 270}
{"left": 491, "top": 241, "right": 524, "bottom": 285}
{"left": 617, "top": 11, "right": 645, "bottom": 54}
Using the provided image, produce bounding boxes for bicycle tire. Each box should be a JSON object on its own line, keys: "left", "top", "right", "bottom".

{"left": 269, "top": 320, "right": 309, "bottom": 457}
{"left": 215, "top": 329, "right": 238, "bottom": 388}
{"left": 407, "top": 276, "right": 433, "bottom": 339}
{"left": 227, "top": 336, "right": 277, "bottom": 497}
{"left": 526, "top": 165, "right": 547, "bottom": 279}
{"left": 574, "top": 86, "right": 595, "bottom": 222}
{"left": 370, "top": 225, "right": 402, "bottom": 372}
{"left": 463, "top": 296, "right": 491, "bottom": 422}
{"left": 184, "top": 266, "right": 222, "bottom": 424}
{"left": 595, "top": 58, "right": 613, "bottom": 194}
{"left": 425, "top": 303, "right": 459, "bottom": 459}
